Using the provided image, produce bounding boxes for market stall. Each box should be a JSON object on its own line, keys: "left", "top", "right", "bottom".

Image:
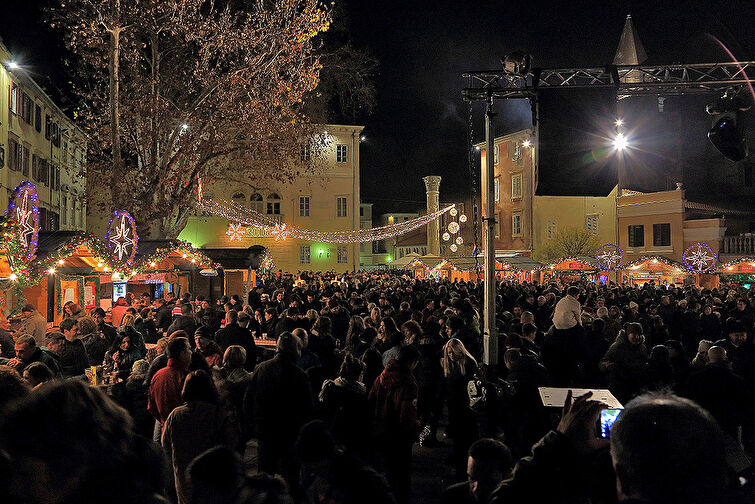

{"left": 620, "top": 256, "right": 690, "bottom": 286}
{"left": 498, "top": 256, "right": 543, "bottom": 282}
{"left": 539, "top": 256, "right": 606, "bottom": 284}
{"left": 406, "top": 257, "right": 430, "bottom": 279}
{"left": 716, "top": 258, "right": 755, "bottom": 288}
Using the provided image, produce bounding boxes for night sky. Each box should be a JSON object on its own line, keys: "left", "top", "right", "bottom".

{"left": 2, "top": 0, "right": 754, "bottom": 217}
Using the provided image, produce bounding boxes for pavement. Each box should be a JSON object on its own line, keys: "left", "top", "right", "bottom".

{"left": 411, "top": 432, "right": 460, "bottom": 504}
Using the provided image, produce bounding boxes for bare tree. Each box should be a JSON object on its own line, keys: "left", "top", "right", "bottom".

{"left": 532, "top": 227, "right": 601, "bottom": 263}
{"left": 50, "top": 0, "right": 332, "bottom": 237}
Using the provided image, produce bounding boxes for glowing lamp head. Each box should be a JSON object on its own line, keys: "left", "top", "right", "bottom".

{"left": 613, "top": 133, "right": 629, "bottom": 151}
{"left": 181, "top": 123, "right": 189, "bottom": 130}
{"left": 386, "top": 256, "right": 392, "bottom": 262}
{"left": 318, "top": 249, "right": 324, "bottom": 255}
{"left": 615, "top": 118, "right": 624, "bottom": 127}
{"left": 48, "top": 268, "right": 56, "bottom": 275}
{"left": 360, "top": 135, "right": 366, "bottom": 141}
{"left": 8, "top": 61, "right": 19, "bottom": 70}
{"left": 522, "top": 139, "right": 531, "bottom": 147}
{"left": 9, "top": 273, "right": 17, "bottom": 281}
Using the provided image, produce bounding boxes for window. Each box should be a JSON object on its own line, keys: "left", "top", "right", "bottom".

{"left": 586, "top": 214, "right": 599, "bottom": 235}
{"left": 21, "top": 146, "right": 29, "bottom": 176}
{"left": 299, "top": 196, "right": 310, "bottom": 217}
{"left": 494, "top": 144, "right": 499, "bottom": 164}
{"left": 628, "top": 225, "right": 644, "bottom": 247}
{"left": 494, "top": 179, "right": 500, "bottom": 203}
{"left": 266, "top": 193, "right": 281, "bottom": 215}
{"left": 299, "top": 245, "right": 310, "bottom": 264}
{"left": 8, "top": 138, "right": 21, "bottom": 171}
{"left": 336, "top": 144, "right": 348, "bottom": 163}
{"left": 250, "top": 193, "right": 264, "bottom": 213}
{"left": 337, "top": 197, "right": 347, "bottom": 217}
{"left": 62, "top": 196, "right": 68, "bottom": 225}
{"left": 337, "top": 246, "right": 347, "bottom": 264}
{"left": 512, "top": 212, "right": 522, "bottom": 236}
{"left": 63, "top": 142, "right": 68, "bottom": 164}
{"left": 9, "top": 84, "right": 18, "bottom": 114}
{"left": 45, "top": 115, "right": 51, "bottom": 140}
{"left": 35, "top": 105, "right": 41, "bottom": 132}
{"left": 54, "top": 166, "right": 60, "bottom": 190}
{"left": 653, "top": 223, "right": 671, "bottom": 247}
{"left": 511, "top": 174, "right": 522, "bottom": 199}
{"left": 300, "top": 145, "right": 311, "bottom": 161}
{"left": 547, "top": 220, "right": 557, "bottom": 240}
{"left": 21, "top": 93, "right": 33, "bottom": 124}
{"left": 232, "top": 192, "right": 245, "bottom": 202}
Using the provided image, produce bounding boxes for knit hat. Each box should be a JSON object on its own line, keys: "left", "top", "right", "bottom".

{"left": 131, "top": 359, "right": 150, "bottom": 376}
{"left": 194, "top": 325, "right": 213, "bottom": 341}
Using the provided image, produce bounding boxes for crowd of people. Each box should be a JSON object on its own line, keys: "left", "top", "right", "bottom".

{"left": 1, "top": 270, "right": 755, "bottom": 504}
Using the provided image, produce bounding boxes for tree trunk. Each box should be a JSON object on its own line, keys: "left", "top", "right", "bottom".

{"left": 109, "top": 0, "right": 122, "bottom": 176}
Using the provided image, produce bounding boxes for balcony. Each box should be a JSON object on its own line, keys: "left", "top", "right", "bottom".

{"left": 722, "top": 234, "right": 755, "bottom": 255}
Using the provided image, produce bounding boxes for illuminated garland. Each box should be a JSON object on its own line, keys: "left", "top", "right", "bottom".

{"left": 259, "top": 250, "right": 275, "bottom": 272}
{"left": 624, "top": 256, "right": 687, "bottom": 271}
{"left": 682, "top": 243, "right": 718, "bottom": 273}
{"left": 200, "top": 198, "right": 456, "bottom": 243}
{"left": 540, "top": 256, "right": 602, "bottom": 271}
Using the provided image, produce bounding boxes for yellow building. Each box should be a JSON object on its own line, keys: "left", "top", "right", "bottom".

{"left": 179, "top": 124, "right": 363, "bottom": 273}
{"left": 617, "top": 186, "right": 726, "bottom": 263}
{"left": 0, "top": 41, "right": 87, "bottom": 231}
{"left": 480, "top": 130, "right": 616, "bottom": 256}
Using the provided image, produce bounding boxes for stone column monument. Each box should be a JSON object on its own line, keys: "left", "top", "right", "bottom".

{"left": 423, "top": 176, "right": 442, "bottom": 256}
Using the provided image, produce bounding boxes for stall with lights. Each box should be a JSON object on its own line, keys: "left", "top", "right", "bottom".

{"left": 498, "top": 256, "right": 543, "bottom": 282}
{"left": 716, "top": 258, "right": 755, "bottom": 288}
{"left": 539, "top": 256, "right": 605, "bottom": 283}
{"left": 406, "top": 257, "right": 430, "bottom": 279}
{"left": 621, "top": 256, "right": 690, "bottom": 286}
{"left": 430, "top": 259, "right": 458, "bottom": 279}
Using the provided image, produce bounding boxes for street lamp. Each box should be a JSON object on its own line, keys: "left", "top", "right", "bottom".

{"left": 613, "top": 133, "right": 629, "bottom": 150}
{"left": 615, "top": 118, "right": 624, "bottom": 127}
{"left": 7, "top": 61, "right": 19, "bottom": 70}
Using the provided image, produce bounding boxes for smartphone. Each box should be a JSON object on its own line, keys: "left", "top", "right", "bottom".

{"left": 598, "top": 408, "right": 623, "bottom": 438}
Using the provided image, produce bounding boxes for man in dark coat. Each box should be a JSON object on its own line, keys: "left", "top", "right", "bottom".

{"left": 0, "top": 315, "right": 16, "bottom": 358}
{"left": 274, "top": 307, "right": 303, "bottom": 339}
{"left": 244, "top": 332, "right": 313, "bottom": 490}
{"left": 6, "top": 335, "right": 61, "bottom": 376}
{"left": 56, "top": 319, "right": 90, "bottom": 377}
{"left": 215, "top": 310, "right": 256, "bottom": 371}
{"left": 91, "top": 307, "right": 118, "bottom": 347}
{"left": 684, "top": 346, "right": 748, "bottom": 440}
{"left": 600, "top": 322, "right": 649, "bottom": 403}
{"left": 167, "top": 303, "right": 198, "bottom": 347}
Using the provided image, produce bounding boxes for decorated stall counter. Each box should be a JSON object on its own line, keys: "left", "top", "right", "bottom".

{"left": 407, "top": 257, "right": 430, "bottom": 279}
{"left": 497, "top": 256, "right": 543, "bottom": 282}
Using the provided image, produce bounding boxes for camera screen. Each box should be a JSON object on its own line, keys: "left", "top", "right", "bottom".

{"left": 600, "top": 408, "right": 622, "bottom": 438}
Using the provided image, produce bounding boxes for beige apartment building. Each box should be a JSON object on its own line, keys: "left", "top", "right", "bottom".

{"left": 0, "top": 40, "right": 87, "bottom": 232}
{"left": 179, "top": 124, "right": 363, "bottom": 273}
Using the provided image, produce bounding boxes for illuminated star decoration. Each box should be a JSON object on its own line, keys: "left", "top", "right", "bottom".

{"left": 15, "top": 191, "right": 35, "bottom": 249}
{"left": 683, "top": 243, "right": 718, "bottom": 273}
{"left": 111, "top": 215, "right": 135, "bottom": 262}
{"left": 226, "top": 222, "right": 245, "bottom": 241}
{"left": 595, "top": 243, "right": 624, "bottom": 270}
{"left": 272, "top": 223, "right": 289, "bottom": 241}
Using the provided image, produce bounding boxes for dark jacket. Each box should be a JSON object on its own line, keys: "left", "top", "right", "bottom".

{"left": 58, "top": 339, "right": 90, "bottom": 377}
{"left": 167, "top": 315, "right": 198, "bottom": 347}
{"left": 684, "top": 362, "right": 748, "bottom": 437}
{"left": 81, "top": 331, "right": 110, "bottom": 366}
{"left": 0, "top": 329, "right": 15, "bottom": 358}
{"left": 320, "top": 377, "right": 371, "bottom": 458}
{"left": 96, "top": 322, "right": 118, "bottom": 347}
{"left": 122, "top": 377, "right": 153, "bottom": 438}
{"left": 600, "top": 331, "right": 649, "bottom": 402}
{"left": 21, "top": 347, "right": 62, "bottom": 376}
{"left": 214, "top": 323, "right": 257, "bottom": 371}
{"left": 243, "top": 353, "right": 313, "bottom": 442}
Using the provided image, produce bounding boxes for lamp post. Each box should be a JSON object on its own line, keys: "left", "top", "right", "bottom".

{"left": 482, "top": 95, "right": 498, "bottom": 365}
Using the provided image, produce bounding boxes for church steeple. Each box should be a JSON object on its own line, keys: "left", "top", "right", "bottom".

{"left": 613, "top": 14, "right": 647, "bottom": 65}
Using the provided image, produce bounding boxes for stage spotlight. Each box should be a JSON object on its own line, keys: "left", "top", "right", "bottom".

{"left": 501, "top": 50, "right": 532, "bottom": 76}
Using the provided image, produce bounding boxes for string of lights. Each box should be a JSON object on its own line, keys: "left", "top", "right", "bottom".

{"left": 199, "top": 198, "right": 456, "bottom": 243}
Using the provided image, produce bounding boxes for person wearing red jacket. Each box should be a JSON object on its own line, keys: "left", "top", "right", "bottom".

{"left": 369, "top": 345, "right": 421, "bottom": 504}
{"left": 148, "top": 337, "right": 191, "bottom": 434}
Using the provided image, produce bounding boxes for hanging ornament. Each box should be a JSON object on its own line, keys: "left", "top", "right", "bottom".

{"left": 456, "top": 236, "right": 464, "bottom": 245}
{"left": 448, "top": 221, "right": 460, "bottom": 234}
{"left": 595, "top": 243, "right": 624, "bottom": 270}
{"left": 449, "top": 208, "right": 458, "bottom": 216}
{"left": 459, "top": 214, "right": 467, "bottom": 223}
{"left": 7, "top": 182, "right": 40, "bottom": 261}
{"left": 226, "top": 223, "right": 245, "bottom": 241}
{"left": 105, "top": 210, "right": 139, "bottom": 266}
{"left": 450, "top": 244, "right": 458, "bottom": 252}
{"left": 683, "top": 243, "right": 718, "bottom": 273}
{"left": 442, "top": 232, "right": 451, "bottom": 241}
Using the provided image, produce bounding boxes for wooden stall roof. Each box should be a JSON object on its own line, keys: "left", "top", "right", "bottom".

{"left": 431, "top": 259, "right": 457, "bottom": 270}
{"left": 544, "top": 255, "right": 601, "bottom": 271}
{"left": 499, "top": 256, "right": 543, "bottom": 271}
{"left": 406, "top": 257, "right": 429, "bottom": 269}
{"left": 625, "top": 256, "right": 687, "bottom": 272}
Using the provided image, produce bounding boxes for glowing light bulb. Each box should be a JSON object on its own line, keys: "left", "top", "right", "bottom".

{"left": 9, "top": 273, "right": 17, "bottom": 281}
{"left": 57, "top": 259, "right": 65, "bottom": 265}
{"left": 523, "top": 139, "right": 531, "bottom": 147}
{"left": 48, "top": 268, "right": 56, "bottom": 275}
{"left": 150, "top": 262, "right": 156, "bottom": 267}
{"left": 615, "top": 118, "right": 624, "bottom": 127}
{"left": 613, "top": 133, "right": 628, "bottom": 150}
{"left": 8, "top": 61, "right": 19, "bottom": 70}
{"left": 97, "top": 262, "right": 103, "bottom": 267}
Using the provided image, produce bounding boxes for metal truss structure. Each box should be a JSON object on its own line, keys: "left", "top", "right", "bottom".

{"left": 463, "top": 62, "right": 755, "bottom": 100}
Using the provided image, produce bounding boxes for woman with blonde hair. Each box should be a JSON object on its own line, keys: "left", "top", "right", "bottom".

{"left": 440, "top": 337, "right": 478, "bottom": 478}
